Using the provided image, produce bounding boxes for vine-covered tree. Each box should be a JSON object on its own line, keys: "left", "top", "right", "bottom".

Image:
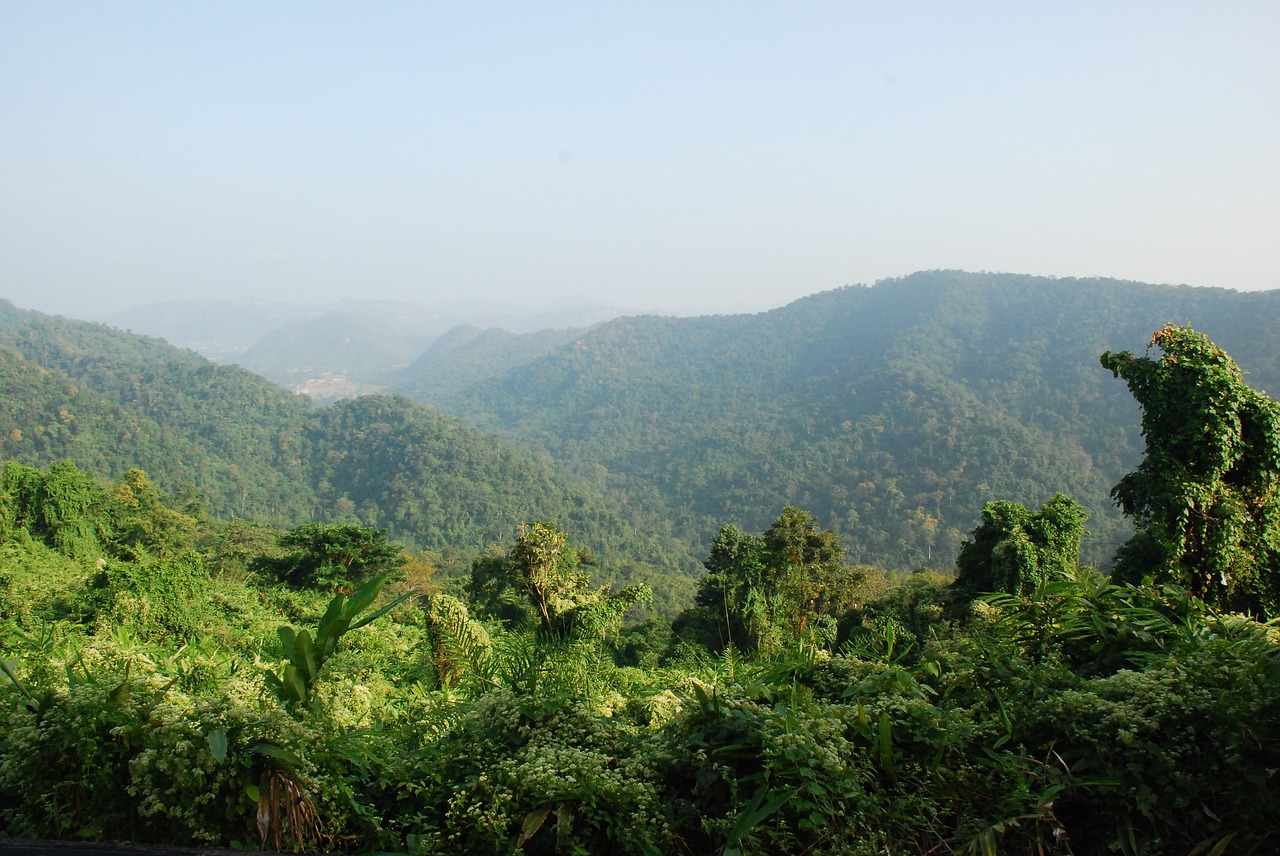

{"left": 954, "top": 494, "right": 1088, "bottom": 596}
{"left": 2, "top": 460, "right": 105, "bottom": 558}
{"left": 1101, "top": 325, "right": 1280, "bottom": 616}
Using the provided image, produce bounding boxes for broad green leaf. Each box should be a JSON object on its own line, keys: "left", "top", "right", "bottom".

{"left": 515, "top": 804, "right": 552, "bottom": 847}
{"left": 283, "top": 664, "right": 308, "bottom": 704}
{"left": 208, "top": 727, "right": 229, "bottom": 762}
{"left": 293, "top": 629, "right": 316, "bottom": 680}
{"left": 878, "top": 710, "right": 897, "bottom": 780}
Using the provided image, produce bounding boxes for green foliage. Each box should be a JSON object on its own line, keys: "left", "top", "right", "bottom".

{"left": 103, "top": 468, "right": 198, "bottom": 559}
{"left": 468, "top": 521, "right": 649, "bottom": 642}
{"left": 265, "top": 573, "right": 409, "bottom": 709}
{"left": 1, "top": 461, "right": 205, "bottom": 567}
{"left": 661, "top": 681, "right": 875, "bottom": 855}
{"left": 1012, "top": 616, "right": 1280, "bottom": 852}
{"left": 255, "top": 522, "right": 408, "bottom": 590}
{"left": 1, "top": 506, "right": 1278, "bottom": 855}
{"left": 422, "top": 593, "right": 495, "bottom": 694}
{"left": 677, "top": 508, "right": 862, "bottom": 655}
{"left": 88, "top": 551, "right": 212, "bottom": 642}
{"left": 0, "top": 670, "right": 157, "bottom": 840}
{"left": 954, "top": 493, "right": 1088, "bottom": 596}
{"left": 1103, "top": 324, "right": 1280, "bottom": 616}
{"left": 404, "top": 691, "right": 667, "bottom": 854}
{"left": 2, "top": 460, "right": 105, "bottom": 559}
{"left": 841, "top": 569, "right": 955, "bottom": 656}
{"left": 977, "top": 570, "right": 1206, "bottom": 674}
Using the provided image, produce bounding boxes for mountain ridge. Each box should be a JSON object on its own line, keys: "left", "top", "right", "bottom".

{"left": 433, "top": 271, "right": 1280, "bottom": 568}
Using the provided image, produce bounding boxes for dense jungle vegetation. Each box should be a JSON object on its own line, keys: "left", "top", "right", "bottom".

{"left": 2, "top": 323, "right": 1279, "bottom": 854}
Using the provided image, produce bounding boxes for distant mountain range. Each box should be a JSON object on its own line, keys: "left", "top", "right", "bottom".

{"left": 7, "top": 270, "right": 1279, "bottom": 595}
{"left": 94, "top": 298, "right": 628, "bottom": 397}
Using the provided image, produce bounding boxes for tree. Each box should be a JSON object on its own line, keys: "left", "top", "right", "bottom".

{"left": 953, "top": 494, "right": 1088, "bottom": 595}
{"left": 688, "top": 523, "right": 765, "bottom": 652}
{"left": 679, "top": 507, "right": 862, "bottom": 655}
{"left": 2, "top": 460, "right": 105, "bottom": 558}
{"left": 1101, "top": 325, "right": 1280, "bottom": 615}
{"left": 763, "top": 506, "right": 859, "bottom": 626}
{"left": 104, "top": 469, "right": 198, "bottom": 559}
{"left": 466, "top": 521, "right": 648, "bottom": 640}
{"left": 254, "top": 523, "right": 408, "bottom": 590}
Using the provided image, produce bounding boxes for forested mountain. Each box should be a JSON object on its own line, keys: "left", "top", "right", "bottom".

{"left": 391, "top": 324, "right": 593, "bottom": 402}
{"left": 437, "top": 271, "right": 1280, "bottom": 569}
{"left": 0, "top": 301, "right": 695, "bottom": 606}
{"left": 0, "top": 301, "right": 317, "bottom": 523}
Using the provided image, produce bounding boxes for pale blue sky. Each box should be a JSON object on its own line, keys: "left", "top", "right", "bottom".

{"left": 2, "top": 1, "right": 1277, "bottom": 319}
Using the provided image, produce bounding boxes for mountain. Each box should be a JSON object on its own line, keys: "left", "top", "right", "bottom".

{"left": 96, "top": 299, "right": 629, "bottom": 396}
{"left": 10, "top": 270, "right": 1280, "bottom": 583}
{"left": 434, "top": 271, "right": 1280, "bottom": 570}
{"left": 0, "top": 300, "right": 318, "bottom": 523}
{"left": 0, "top": 301, "right": 697, "bottom": 607}
{"left": 390, "top": 324, "right": 593, "bottom": 402}
{"left": 235, "top": 310, "right": 437, "bottom": 392}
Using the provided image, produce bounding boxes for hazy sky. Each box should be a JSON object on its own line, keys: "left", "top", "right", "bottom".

{"left": 3, "top": 2, "right": 1278, "bottom": 319}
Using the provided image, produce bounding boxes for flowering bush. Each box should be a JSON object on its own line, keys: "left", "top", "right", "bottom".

{"left": 402, "top": 689, "right": 668, "bottom": 854}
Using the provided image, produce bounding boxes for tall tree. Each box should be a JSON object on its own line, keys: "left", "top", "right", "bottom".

{"left": 680, "top": 507, "right": 862, "bottom": 654}
{"left": 1101, "top": 325, "right": 1280, "bottom": 616}
{"left": 466, "top": 521, "right": 648, "bottom": 640}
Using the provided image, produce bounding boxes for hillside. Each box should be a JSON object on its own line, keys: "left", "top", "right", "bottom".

{"left": 0, "top": 302, "right": 697, "bottom": 605}
{"left": 436, "top": 271, "right": 1280, "bottom": 569}
{"left": 391, "top": 324, "right": 595, "bottom": 402}
{"left": 0, "top": 300, "right": 317, "bottom": 524}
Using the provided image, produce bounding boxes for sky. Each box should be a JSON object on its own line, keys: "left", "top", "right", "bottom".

{"left": 2, "top": 1, "right": 1278, "bottom": 320}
